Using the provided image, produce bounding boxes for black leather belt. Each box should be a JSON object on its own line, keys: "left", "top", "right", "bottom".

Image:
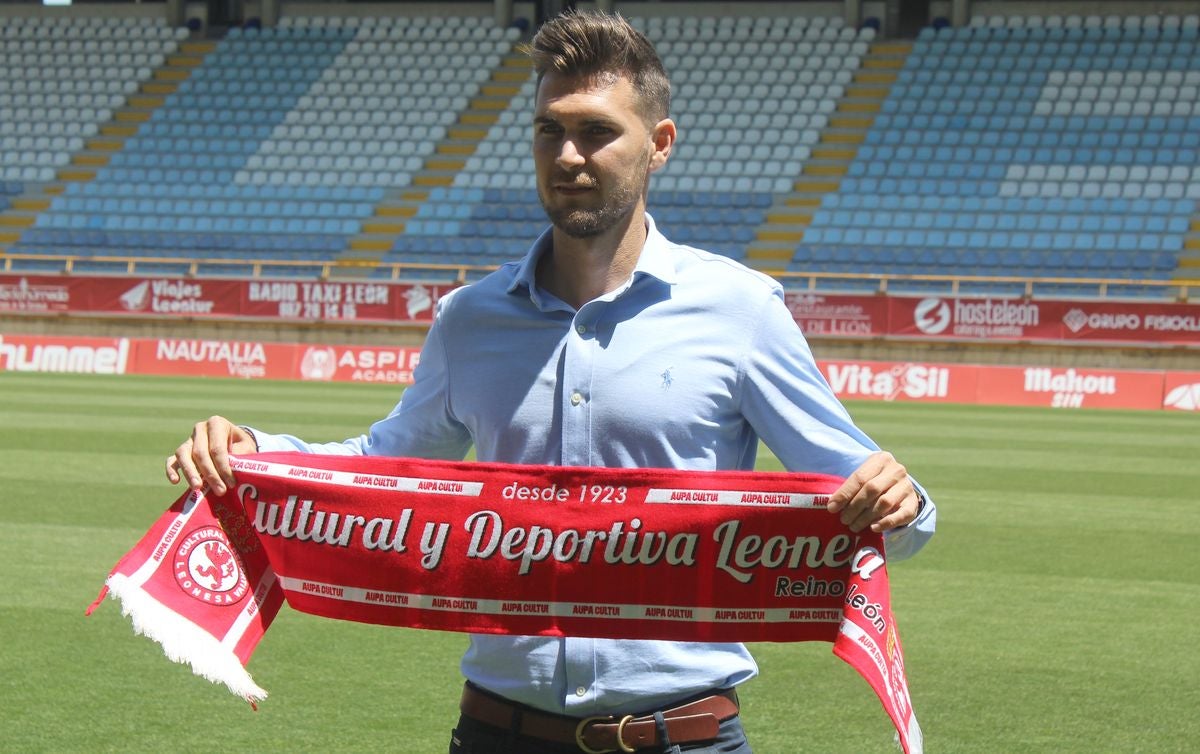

{"left": 459, "top": 683, "right": 740, "bottom": 753}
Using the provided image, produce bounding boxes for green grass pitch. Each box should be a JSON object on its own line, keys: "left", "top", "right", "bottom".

{"left": 1, "top": 372, "right": 1197, "bottom": 752}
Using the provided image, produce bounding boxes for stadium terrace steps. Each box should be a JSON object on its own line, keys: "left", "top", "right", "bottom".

{"left": 335, "top": 52, "right": 533, "bottom": 277}
{"left": 743, "top": 39, "right": 898, "bottom": 274}
{"left": 86, "top": 138, "right": 126, "bottom": 152}
{"left": 0, "top": 214, "right": 36, "bottom": 229}
{"left": 619, "top": 14, "right": 879, "bottom": 272}
{"left": 1175, "top": 229, "right": 1200, "bottom": 281}
{"left": 855, "top": 70, "right": 900, "bottom": 85}
{"left": 0, "top": 194, "right": 42, "bottom": 255}
{"left": 99, "top": 124, "right": 141, "bottom": 138}
{"left": 3, "top": 15, "right": 532, "bottom": 276}
{"left": 52, "top": 39, "right": 211, "bottom": 184}
{"left": 8, "top": 198, "right": 51, "bottom": 212}
{"left": 0, "top": 14, "right": 194, "bottom": 259}
{"left": 795, "top": 14, "right": 1200, "bottom": 296}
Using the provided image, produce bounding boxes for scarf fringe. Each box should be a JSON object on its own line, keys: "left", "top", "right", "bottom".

{"left": 104, "top": 573, "right": 268, "bottom": 705}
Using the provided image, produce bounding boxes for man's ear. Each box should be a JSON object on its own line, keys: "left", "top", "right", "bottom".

{"left": 648, "top": 118, "right": 676, "bottom": 173}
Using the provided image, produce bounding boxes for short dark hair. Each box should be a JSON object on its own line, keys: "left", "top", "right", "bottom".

{"left": 529, "top": 10, "right": 671, "bottom": 123}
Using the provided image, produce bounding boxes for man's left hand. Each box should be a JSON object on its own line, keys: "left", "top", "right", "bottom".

{"left": 827, "top": 451, "right": 921, "bottom": 533}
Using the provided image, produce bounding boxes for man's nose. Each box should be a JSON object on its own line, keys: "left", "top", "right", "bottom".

{"left": 556, "top": 139, "right": 585, "bottom": 169}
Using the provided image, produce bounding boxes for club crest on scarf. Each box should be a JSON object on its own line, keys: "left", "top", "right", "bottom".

{"left": 173, "top": 525, "right": 250, "bottom": 605}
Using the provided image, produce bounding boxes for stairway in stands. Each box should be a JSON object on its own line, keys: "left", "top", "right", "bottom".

{"left": 0, "top": 16, "right": 199, "bottom": 264}
{"left": 742, "top": 39, "right": 911, "bottom": 275}
{"left": 336, "top": 50, "right": 532, "bottom": 277}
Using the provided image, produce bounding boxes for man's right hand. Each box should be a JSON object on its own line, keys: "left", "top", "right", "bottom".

{"left": 165, "top": 416, "right": 258, "bottom": 496}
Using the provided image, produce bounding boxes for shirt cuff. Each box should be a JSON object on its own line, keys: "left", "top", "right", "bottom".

{"left": 238, "top": 426, "right": 260, "bottom": 452}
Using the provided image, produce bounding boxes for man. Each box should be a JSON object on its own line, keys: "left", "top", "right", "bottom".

{"left": 168, "top": 10, "right": 935, "bottom": 753}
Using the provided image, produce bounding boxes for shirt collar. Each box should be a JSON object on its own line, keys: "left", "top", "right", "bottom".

{"left": 506, "top": 212, "right": 678, "bottom": 301}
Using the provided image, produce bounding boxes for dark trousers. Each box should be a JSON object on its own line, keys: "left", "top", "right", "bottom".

{"left": 448, "top": 711, "right": 753, "bottom": 754}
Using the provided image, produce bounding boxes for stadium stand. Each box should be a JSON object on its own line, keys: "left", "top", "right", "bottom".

{"left": 5, "top": 14, "right": 524, "bottom": 277}
{"left": 383, "top": 14, "right": 865, "bottom": 269}
{"left": 1, "top": 15, "right": 189, "bottom": 272}
{"left": 0, "top": 9, "right": 1197, "bottom": 296}
{"left": 1, "top": 15, "right": 185, "bottom": 184}
{"left": 1, "top": 11, "right": 879, "bottom": 278}
{"left": 796, "top": 12, "right": 1200, "bottom": 296}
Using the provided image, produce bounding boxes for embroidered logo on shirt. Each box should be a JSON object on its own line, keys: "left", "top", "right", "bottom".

{"left": 660, "top": 367, "right": 674, "bottom": 389}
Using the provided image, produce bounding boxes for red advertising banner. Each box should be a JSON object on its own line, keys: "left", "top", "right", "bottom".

{"left": 1052, "top": 300, "right": 1200, "bottom": 344}
{"left": 0, "top": 275, "right": 75, "bottom": 314}
{"left": 2, "top": 332, "right": 1197, "bottom": 414}
{"left": 818, "top": 360, "right": 979, "bottom": 404}
{"left": 886, "top": 295, "right": 1200, "bottom": 345}
{"left": 974, "top": 366, "right": 1165, "bottom": 410}
{"left": 4, "top": 274, "right": 1199, "bottom": 345}
{"left": 238, "top": 280, "right": 433, "bottom": 323}
{"left": 784, "top": 292, "right": 889, "bottom": 338}
{"left": 888, "top": 296, "right": 1058, "bottom": 341}
{"left": 1163, "top": 371, "right": 1200, "bottom": 412}
{"left": 87, "top": 277, "right": 245, "bottom": 317}
{"left": 0, "top": 274, "right": 452, "bottom": 324}
{"left": 131, "top": 339, "right": 300, "bottom": 380}
{"left": 0, "top": 334, "right": 423, "bottom": 382}
{"left": 293, "top": 343, "right": 421, "bottom": 384}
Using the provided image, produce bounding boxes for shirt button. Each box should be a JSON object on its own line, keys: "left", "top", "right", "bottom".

{"left": 570, "top": 391, "right": 583, "bottom": 406}
{"left": 575, "top": 686, "right": 587, "bottom": 697}
{"left": 576, "top": 324, "right": 586, "bottom": 335}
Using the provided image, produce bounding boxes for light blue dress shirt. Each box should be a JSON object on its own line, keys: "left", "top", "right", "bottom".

{"left": 253, "top": 214, "right": 936, "bottom": 716}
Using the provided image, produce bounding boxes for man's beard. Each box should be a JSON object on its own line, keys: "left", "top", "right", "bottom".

{"left": 539, "top": 170, "right": 647, "bottom": 239}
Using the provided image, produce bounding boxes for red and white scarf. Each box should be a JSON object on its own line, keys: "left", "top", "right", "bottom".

{"left": 91, "top": 452, "right": 923, "bottom": 753}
